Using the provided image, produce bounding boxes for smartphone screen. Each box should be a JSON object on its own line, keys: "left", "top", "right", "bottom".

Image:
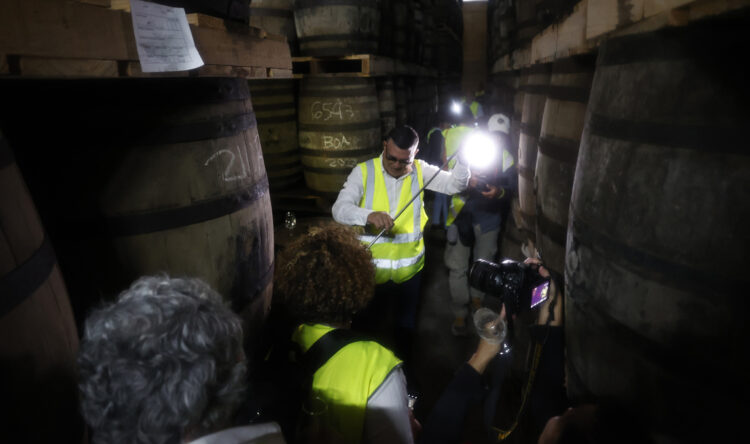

{"left": 530, "top": 280, "right": 550, "bottom": 308}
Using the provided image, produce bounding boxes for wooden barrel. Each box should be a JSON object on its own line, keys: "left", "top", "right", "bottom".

{"left": 248, "top": 79, "right": 303, "bottom": 191}
{"left": 517, "top": 64, "right": 550, "bottom": 249}
{"left": 409, "top": 1, "right": 424, "bottom": 62}
{"left": 421, "top": 5, "right": 435, "bottom": 67}
{"left": 488, "top": 70, "right": 517, "bottom": 118}
{"left": 378, "top": 0, "right": 394, "bottom": 57}
{"left": 510, "top": 76, "right": 525, "bottom": 160}
{"left": 0, "top": 78, "right": 275, "bottom": 344}
{"left": 534, "top": 55, "right": 595, "bottom": 276}
{"left": 514, "top": 0, "right": 543, "bottom": 47}
{"left": 395, "top": 77, "right": 409, "bottom": 126}
{"left": 250, "top": 0, "right": 298, "bottom": 55}
{"left": 566, "top": 21, "right": 749, "bottom": 441}
{"left": 0, "top": 131, "right": 82, "bottom": 444}
{"left": 392, "top": 1, "right": 409, "bottom": 60}
{"left": 409, "top": 78, "right": 438, "bottom": 138}
{"left": 293, "top": 0, "right": 380, "bottom": 57}
{"left": 298, "top": 77, "right": 381, "bottom": 195}
{"left": 377, "top": 77, "right": 397, "bottom": 140}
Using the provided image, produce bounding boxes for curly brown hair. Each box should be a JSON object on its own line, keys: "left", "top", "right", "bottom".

{"left": 274, "top": 223, "right": 375, "bottom": 325}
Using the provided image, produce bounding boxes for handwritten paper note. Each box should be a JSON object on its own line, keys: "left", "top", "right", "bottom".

{"left": 130, "top": 0, "right": 204, "bottom": 72}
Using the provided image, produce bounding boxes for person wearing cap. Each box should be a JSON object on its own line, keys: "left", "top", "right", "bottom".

{"left": 331, "top": 125, "right": 470, "bottom": 377}
{"left": 445, "top": 113, "right": 515, "bottom": 336}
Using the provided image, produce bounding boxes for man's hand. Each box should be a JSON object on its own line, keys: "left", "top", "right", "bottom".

{"left": 524, "top": 258, "right": 562, "bottom": 326}
{"left": 366, "top": 211, "right": 394, "bottom": 231}
{"left": 480, "top": 183, "right": 500, "bottom": 199}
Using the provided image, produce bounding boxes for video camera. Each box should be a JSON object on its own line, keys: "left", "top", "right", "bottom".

{"left": 468, "top": 259, "right": 551, "bottom": 318}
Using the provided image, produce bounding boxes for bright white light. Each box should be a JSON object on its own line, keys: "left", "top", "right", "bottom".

{"left": 451, "top": 101, "right": 462, "bottom": 115}
{"left": 463, "top": 132, "right": 498, "bottom": 168}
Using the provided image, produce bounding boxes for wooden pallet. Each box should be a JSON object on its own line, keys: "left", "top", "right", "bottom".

{"left": 1, "top": 0, "right": 292, "bottom": 79}
{"left": 292, "top": 54, "right": 437, "bottom": 78}
{"left": 492, "top": 0, "right": 750, "bottom": 72}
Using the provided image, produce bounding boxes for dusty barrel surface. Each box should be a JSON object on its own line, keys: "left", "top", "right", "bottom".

{"left": 248, "top": 79, "right": 303, "bottom": 191}
{"left": 250, "top": 0, "right": 298, "bottom": 55}
{"left": 517, "top": 64, "right": 550, "bottom": 248}
{"left": 298, "top": 77, "right": 381, "bottom": 195}
{"left": 377, "top": 77, "right": 397, "bottom": 140}
{"left": 0, "top": 78, "right": 275, "bottom": 342}
{"left": 293, "top": 0, "right": 380, "bottom": 56}
{"left": 535, "top": 55, "right": 595, "bottom": 275}
{"left": 566, "top": 20, "right": 749, "bottom": 441}
{"left": 0, "top": 131, "right": 82, "bottom": 444}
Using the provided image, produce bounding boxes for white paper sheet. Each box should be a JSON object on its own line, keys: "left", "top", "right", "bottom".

{"left": 129, "top": 0, "right": 204, "bottom": 73}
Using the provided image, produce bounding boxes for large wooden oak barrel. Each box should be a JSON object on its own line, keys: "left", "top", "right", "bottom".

{"left": 395, "top": 77, "right": 409, "bottom": 126}
{"left": 250, "top": 0, "right": 298, "bottom": 55}
{"left": 392, "top": 1, "right": 409, "bottom": 60}
{"left": 0, "top": 131, "right": 82, "bottom": 444}
{"left": 535, "top": 55, "right": 594, "bottom": 275}
{"left": 409, "top": 78, "right": 438, "bottom": 138}
{"left": 298, "top": 77, "right": 381, "bottom": 195}
{"left": 0, "top": 78, "right": 275, "bottom": 347}
{"left": 293, "top": 0, "right": 380, "bottom": 56}
{"left": 377, "top": 77, "right": 397, "bottom": 140}
{"left": 566, "top": 20, "right": 749, "bottom": 441}
{"left": 248, "top": 79, "right": 303, "bottom": 191}
{"left": 517, "top": 64, "right": 550, "bottom": 250}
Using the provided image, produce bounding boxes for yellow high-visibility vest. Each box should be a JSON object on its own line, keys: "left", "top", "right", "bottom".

{"left": 292, "top": 323, "right": 402, "bottom": 444}
{"left": 358, "top": 157, "right": 427, "bottom": 284}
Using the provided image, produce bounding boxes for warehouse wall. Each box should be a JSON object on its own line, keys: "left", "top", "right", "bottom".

{"left": 462, "top": 1, "right": 487, "bottom": 96}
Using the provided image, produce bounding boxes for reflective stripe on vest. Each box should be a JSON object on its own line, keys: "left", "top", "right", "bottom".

{"left": 359, "top": 158, "right": 427, "bottom": 284}
{"left": 446, "top": 194, "right": 466, "bottom": 227}
{"left": 293, "top": 324, "right": 402, "bottom": 444}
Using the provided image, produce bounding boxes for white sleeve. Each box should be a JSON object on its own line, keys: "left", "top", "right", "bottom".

{"left": 362, "top": 367, "right": 414, "bottom": 444}
{"left": 420, "top": 159, "right": 470, "bottom": 195}
{"left": 331, "top": 165, "right": 372, "bottom": 227}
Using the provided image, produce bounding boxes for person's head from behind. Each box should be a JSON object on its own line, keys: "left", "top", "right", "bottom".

{"left": 78, "top": 275, "right": 246, "bottom": 444}
{"left": 275, "top": 223, "right": 375, "bottom": 327}
{"left": 382, "top": 125, "right": 419, "bottom": 177}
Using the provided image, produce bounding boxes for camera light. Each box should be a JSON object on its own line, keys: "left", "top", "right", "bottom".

{"left": 451, "top": 101, "right": 462, "bottom": 115}
{"left": 463, "top": 132, "right": 498, "bottom": 168}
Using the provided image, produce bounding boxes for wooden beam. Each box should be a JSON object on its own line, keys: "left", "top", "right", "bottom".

{"left": 17, "top": 56, "right": 119, "bottom": 77}
{"left": 586, "top": 0, "right": 645, "bottom": 40}
{"left": 0, "top": 0, "right": 292, "bottom": 77}
{"left": 0, "top": 0, "right": 136, "bottom": 60}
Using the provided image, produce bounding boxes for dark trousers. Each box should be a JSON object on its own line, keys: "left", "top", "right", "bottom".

{"left": 352, "top": 271, "right": 422, "bottom": 374}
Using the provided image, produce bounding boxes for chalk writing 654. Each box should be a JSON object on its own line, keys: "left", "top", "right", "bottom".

{"left": 311, "top": 100, "right": 355, "bottom": 121}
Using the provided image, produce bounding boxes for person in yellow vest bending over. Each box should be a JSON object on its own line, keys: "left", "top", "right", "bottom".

{"left": 332, "top": 125, "right": 470, "bottom": 375}
{"left": 275, "top": 224, "right": 418, "bottom": 444}
{"left": 446, "top": 113, "right": 515, "bottom": 336}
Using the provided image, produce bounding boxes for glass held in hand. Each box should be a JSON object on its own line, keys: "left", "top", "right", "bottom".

{"left": 473, "top": 307, "right": 507, "bottom": 345}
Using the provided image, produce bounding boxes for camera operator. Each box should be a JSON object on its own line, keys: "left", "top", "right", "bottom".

{"left": 446, "top": 114, "right": 515, "bottom": 336}
{"left": 421, "top": 258, "right": 652, "bottom": 443}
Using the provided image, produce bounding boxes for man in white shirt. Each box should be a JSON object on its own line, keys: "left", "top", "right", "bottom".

{"left": 332, "top": 125, "right": 470, "bottom": 377}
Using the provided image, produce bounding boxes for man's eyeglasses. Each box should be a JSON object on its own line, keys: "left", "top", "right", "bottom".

{"left": 385, "top": 152, "right": 413, "bottom": 165}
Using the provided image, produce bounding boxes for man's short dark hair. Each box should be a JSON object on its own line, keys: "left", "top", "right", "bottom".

{"left": 386, "top": 125, "right": 419, "bottom": 150}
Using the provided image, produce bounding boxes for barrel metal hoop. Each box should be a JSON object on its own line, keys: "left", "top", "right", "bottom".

{"left": 568, "top": 214, "right": 745, "bottom": 295}
{"left": 589, "top": 114, "right": 746, "bottom": 155}
{"left": 520, "top": 122, "right": 541, "bottom": 136}
{"left": 133, "top": 112, "right": 257, "bottom": 146}
{"left": 298, "top": 120, "right": 381, "bottom": 132}
{"left": 304, "top": 166, "right": 357, "bottom": 174}
{"left": 248, "top": 85, "right": 295, "bottom": 97}
{"left": 249, "top": 7, "right": 293, "bottom": 18}
{"left": 299, "top": 147, "right": 377, "bottom": 158}
{"left": 0, "top": 133, "right": 14, "bottom": 169}
{"left": 256, "top": 115, "right": 297, "bottom": 124}
{"left": 105, "top": 176, "right": 269, "bottom": 237}
{"left": 298, "top": 33, "right": 378, "bottom": 43}
{"left": 545, "top": 85, "right": 590, "bottom": 104}
{"left": 517, "top": 84, "right": 548, "bottom": 96}
{"left": 0, "top": 236, "right": 56, "bottom": 319}
{"left": 518, "top": 166, "right": 535, "bottom": 181}
{"left": 252, "top": 102, "right": 296, "bottom": 112}
{"left": 536, "top": 210, "right": 567, "bottom": 246}
{"left": 538, "top": 135, "right": 580, "bottom": 164}
{"left": 295, "top": 0, "right": 378, "bottom": 9}
{"left": 300, "top": 87, "right": 375, "bottom": 97}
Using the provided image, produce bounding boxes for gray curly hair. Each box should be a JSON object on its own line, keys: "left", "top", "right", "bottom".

{"left": 78, "top": 275, "right": 247, "bottom": 444}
